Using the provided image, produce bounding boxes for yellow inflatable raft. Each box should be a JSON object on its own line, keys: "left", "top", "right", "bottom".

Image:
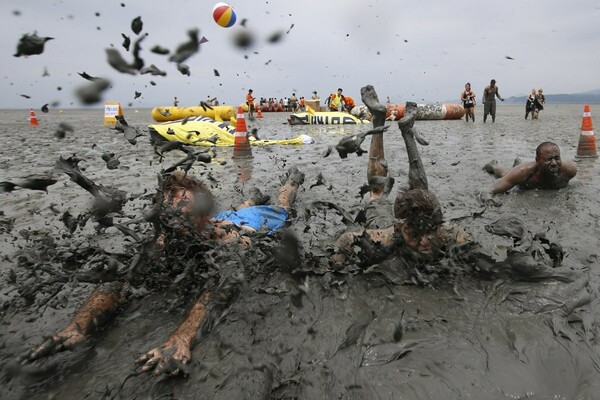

{"left": 151, "top": 105, "right": 236, "bottom": 123}
{"left": 288, "top": 106, "right": 369, "bottom": 125}
{"left": 149, "top": 116, "right": 313, "bottom": 147}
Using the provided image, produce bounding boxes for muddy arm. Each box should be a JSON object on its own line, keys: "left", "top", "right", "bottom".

{"left": 361, "top": 85, "right": 388, "bottom": 199}
{"left": 25, "top": 282, "right": 127, "bottom": 361}
{"left": 137, "top": 292, "right": 210, "bottom": 376}
{"left": 398, "top": 103, "right": 428, "bottom": 190}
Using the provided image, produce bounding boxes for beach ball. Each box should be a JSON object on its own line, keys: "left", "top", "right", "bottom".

{"left": 212, "top": 2, "right": 236, "bottom": 28}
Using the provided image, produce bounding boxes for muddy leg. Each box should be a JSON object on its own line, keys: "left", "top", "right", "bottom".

{"left": 482, "top": 160, "right": 511, "bottom": 178}
{"left": 360, "top": 85, "right": 388, "bottom": 200}
{"left": 277, "top": 166, "right": 305, "bottom": 210}
{"left": 398, "top": 102, "right": 428, "bottom": 190}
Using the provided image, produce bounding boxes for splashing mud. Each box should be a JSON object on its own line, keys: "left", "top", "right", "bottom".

{"left": 1, "top": 105, "right": 599, "bottom": 399}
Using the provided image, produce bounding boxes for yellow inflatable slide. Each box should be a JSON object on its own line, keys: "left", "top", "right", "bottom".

{"left": 151, "top": 105, "right": 236, "bottom": 123}
{"left": 288, "top": 106, "right": 369, "bottom": 125}
{"left": 149, "top": 116, "right": 313, "bottom": 147}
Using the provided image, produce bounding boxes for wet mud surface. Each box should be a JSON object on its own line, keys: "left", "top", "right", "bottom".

{"left": 1, "top": 105, "right": 600, "bottom": 399}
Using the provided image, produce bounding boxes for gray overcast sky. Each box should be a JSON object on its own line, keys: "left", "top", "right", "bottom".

{"left": 2, "top": 0, "right": 599, "bottom": 109}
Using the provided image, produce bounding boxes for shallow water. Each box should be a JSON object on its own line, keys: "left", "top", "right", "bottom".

{"left": 1, "top": 103, "right": 600, "bottom": 399}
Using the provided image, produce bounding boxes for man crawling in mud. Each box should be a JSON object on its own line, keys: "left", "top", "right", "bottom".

{"left": 483, "top": 141, "right": 577, "bottom": 196}
{"left": 22, "top": 166, "right": 304, "bottom": 376}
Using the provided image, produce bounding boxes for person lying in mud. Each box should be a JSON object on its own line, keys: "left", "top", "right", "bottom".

{"left": 332, "top": 97, "right": 470, "bottom": 264}
{"left": 483, "top": 141, "right": 577, "bottom": 196}
{"left": 332, "top": 188, "right": 471, "bottom": 265}
{"left": 23, "top": 167, "right": 305, "bottom": 376}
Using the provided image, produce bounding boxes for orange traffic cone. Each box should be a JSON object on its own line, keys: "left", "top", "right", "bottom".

{"left": 576, "top": 105, "right": 597, "bottom": 158}
{"left": 29, "top": 109, "right": 39, "bottom": 126}
{"left": 256, "top": 105, "right": 263, "bottom": 119}
{"left": 232, "top": 106, "right": 253, "bottom": 159}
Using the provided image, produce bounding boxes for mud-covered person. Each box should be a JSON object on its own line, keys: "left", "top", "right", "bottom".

{"left": 331, "top": 93, "right": 470, "bottom": 265}
{"left": 23, "top": 167, "right": 305, "bottom": 377}
{"left": 482, "top": 141, "right": 577, "bottom": 197}
{"left": 332, "top": 188, "right": 471, "bottom": 265}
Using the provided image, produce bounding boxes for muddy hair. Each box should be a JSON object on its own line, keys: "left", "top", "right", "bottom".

{"left": 154, "top": 171, "right": 215, "bottom": 234}
{"left": 162, "top": 171, "right": 210, "bottom": 195}
{"left": 536, "top": 141, "right": 559, "bottom": 158}
{"left": 393, "top": 189, "right": 444, "bottom": 234}
{"left": 158, "top": 172, "right": 213, "bottom": 209}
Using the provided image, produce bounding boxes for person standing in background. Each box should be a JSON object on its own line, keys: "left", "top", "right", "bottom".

{"left": 482, "top": 79, "right": 504, "bottom": 123}
{"left": 525, "top": 89, "right": 537, "bottom": 120}
{"left": 534, "top": 89, "right": 546, "bottom": 119}
{"left": 461, "top": 83, "right": 476, "bottom": 122}
{"left": 343, "top": 95, "right": 356, "bottom": 113}
{"left": 327, "top": 88, "right": 345, "bottom": 112}
{"left": 537, "top": 88, "right": 545, "bottom": 106}
{"left": 298, "top": 96, "right": 306, "bottom": 112}
{"left": 289, "top": 93, "right": 298, "bottom": 112}
{"left": 246, "top": 89, "right": 256, "bottom": 118}
{"left": 173, "top": 96, "right": 179, "bottom": 107}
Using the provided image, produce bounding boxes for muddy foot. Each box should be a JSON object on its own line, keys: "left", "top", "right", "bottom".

{"left": 397, "top": 103, "right": 417, "bottom": 130}
{"left": 249, "top": 187, "right": 270, "bottom": 205}
{"left": 285, "top": 166, "right": 305, "bottom": 186}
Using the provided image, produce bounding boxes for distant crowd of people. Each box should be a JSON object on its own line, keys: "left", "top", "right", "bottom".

{"left": 172, "top": 96, "right": 220, "bottom": 108}
{"left": 461, "top": 79, "right": 547, "bottom": 122}
{"left": 525, "top": 88, "right": 545, "bottom": 120}
{"left": 177, "top": 81, "right": 548, "bottom": 123}
{"left": 240, "top": 88, "right": 360, "bottom": 114}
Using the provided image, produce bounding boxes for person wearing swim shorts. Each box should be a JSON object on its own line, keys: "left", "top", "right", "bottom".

{"left": 482, "top": 141, "right": 577, "bottom": 195}
{"left": 212, "top": 166, "right": 304, "bottom": 240}
{"left": 289, "top": 93, "right": 298, "bottom": 112}
{"left": 23, "top": 166, "right": 305, "bottom": 377}
{"left": 461, "top": 82, "right": 476, "bottom": 122}
{"left": 482, "top": 79, "right": 504, "bottom": 123}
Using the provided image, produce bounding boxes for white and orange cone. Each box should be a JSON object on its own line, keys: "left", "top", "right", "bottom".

{"left": 256, "top": 105, "right": 263, "bottom": 119}
{"left": 232, "top": 106, "right": 253, "bottom": 159}
{"left": 576, "top": 105, "right": 597, "bottom": 158}
{"left": 29, "top": 109, "right": 39, "bottom": 126}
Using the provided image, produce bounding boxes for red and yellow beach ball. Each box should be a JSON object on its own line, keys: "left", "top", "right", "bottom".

{"left": 213, "top": 3, "right": 237, "bottom": 28}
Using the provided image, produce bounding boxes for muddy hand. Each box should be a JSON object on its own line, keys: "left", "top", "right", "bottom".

{"left": 22, "top": 330, "right": 85, "bottom": 363}
{"left": 136, "top": 341, "right": 191, "bottom": 377}
{"left": 477, "top": 191, "right": 502, "bottom": 207}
